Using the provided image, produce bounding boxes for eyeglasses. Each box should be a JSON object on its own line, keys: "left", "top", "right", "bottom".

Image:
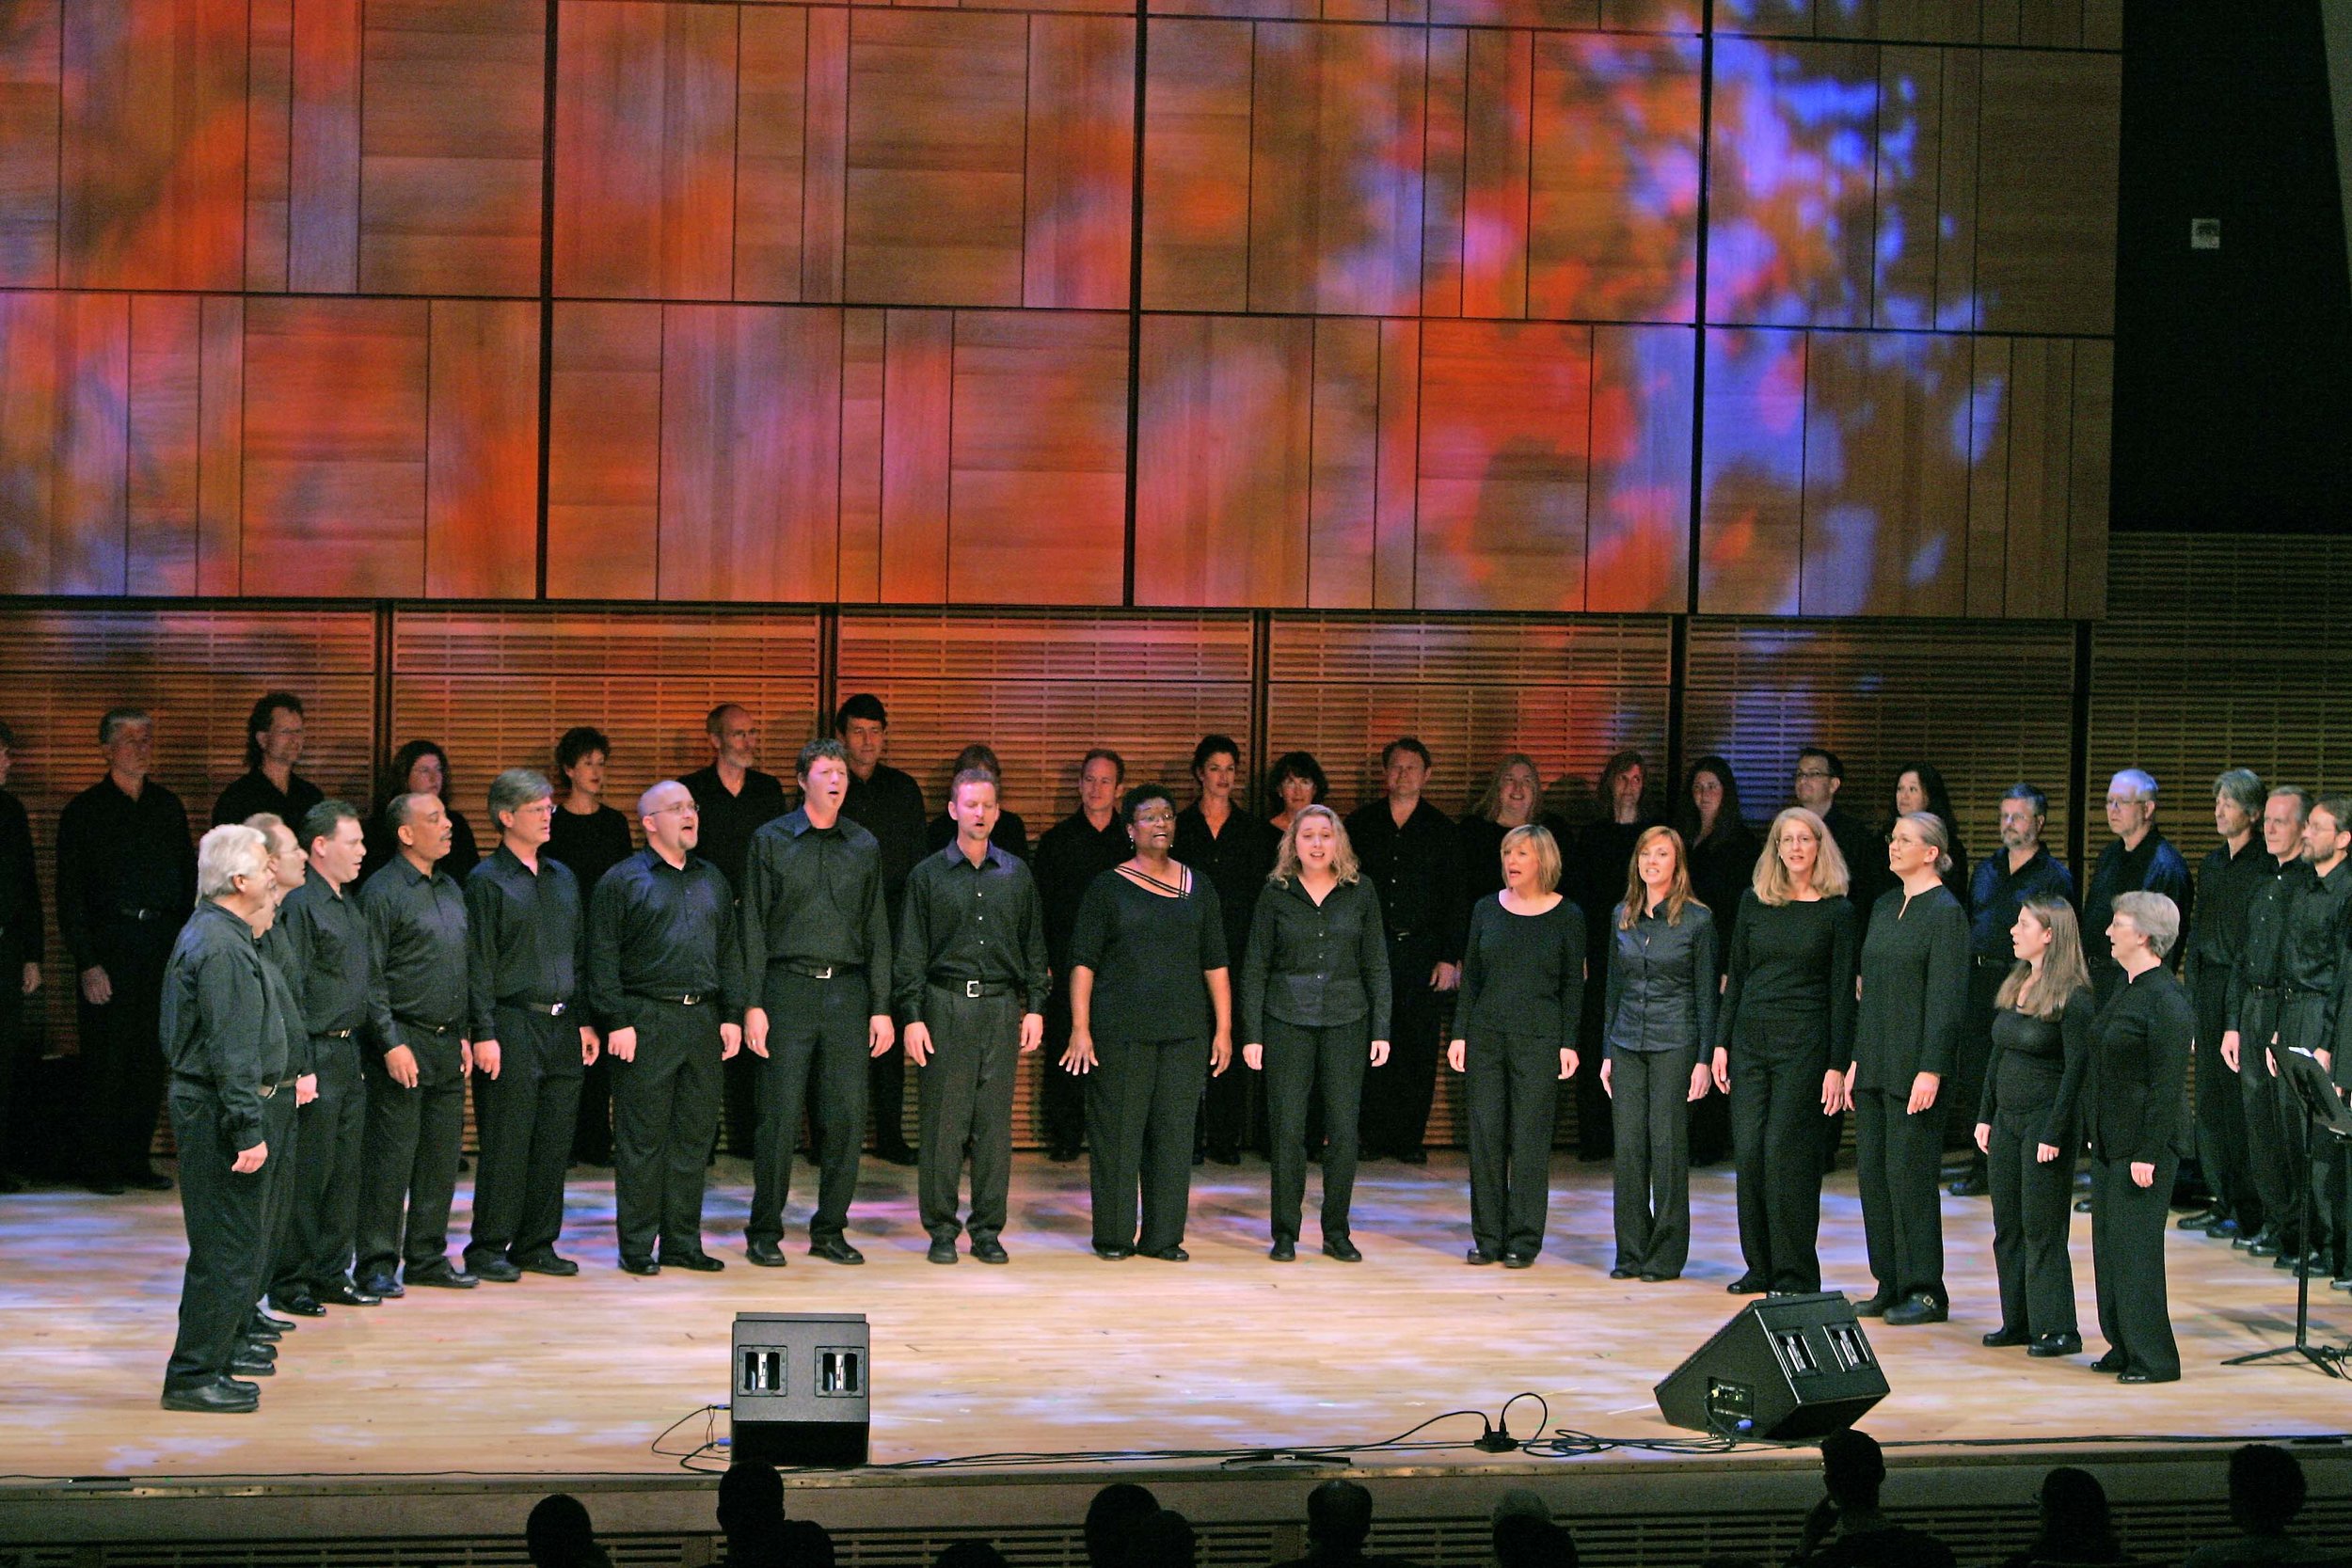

{"left": 1794, "top": 768, "right": 1832, "bottom": 782}
{"left": 2105, "top": 797, "right": 2150, "bottom": 809}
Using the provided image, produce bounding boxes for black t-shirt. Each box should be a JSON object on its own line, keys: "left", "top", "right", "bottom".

{"left": 1068, "top": 866, "right": 1229, "bottom": 1042}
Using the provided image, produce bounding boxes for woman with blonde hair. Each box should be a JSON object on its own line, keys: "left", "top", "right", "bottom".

{"left": 1459, "top": 753, "right": 1569, "bottom": 901}
{"left": 1974, "top": 895, "right": 2094, "bottom": 1358}
{"left": 1238, "top": 805, "right": 1391, "bottom": 1261}
{"left": 1599, "top": 826, "right": 1717, "bottom": 1280}
{"left": 1448, "top": 824, "right": 1585, "bottom": 1267}
{"left": 1712, "top": 807, "right": 1858, "bottom": 1295}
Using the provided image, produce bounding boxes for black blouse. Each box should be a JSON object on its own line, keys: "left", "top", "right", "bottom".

{"left": 1854, "top": 883, "right": 1970, "bottom": 1084}
{"left": 1717, "top": 892, "right": 1858, "bottom": 1055}
{"left": 1069, "top": 866, "right": 1229, "bottom": 1043}
{"left": 1976, "top": 984, "right": 2094, "bottom": 1151}
{"left": 1456, "top": 895, "right": 1587, "bottom": 1051}
{"left": 1237, "top": 876, "right": 1391, "bottom": 1042}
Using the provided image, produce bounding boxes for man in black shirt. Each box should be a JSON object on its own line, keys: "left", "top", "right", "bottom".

{"left": 589, "top": 780, "right": 744, "bottom": 1274}
{"left": 739, "top": 740, "right": 893, "bottom": 1266}
{"left": 1031, "top": 749, "right": 1129, "bottom": 1161}
{"left": 837, "top": 694, "right": 929, "bottom": 1166}
{"left": 56, "top": 706, "right": 197, "bottom": 1194}
{"left": 1794, "top": 747, "right": 1879, "bottom": 913}
{"left": 683, "top": 704, "right": 790, "bottom": 1161}
{"left": 0, "top": 721, "right": 41, "bottom": 1193}
{"left": 547, "top": 725, "right": 634, "bottom": 1167}
{"left": 1175, "top": 735, "right": 1277, "bottom": 1164}
{"left": 464, "top": 770, "right": 596, "bottom": 1285}
{"left": 1344, "top": 739, "right": 1464, "bottom": 1164}
{"left": 212, "top": 692, "right": 325, "bottom": 832}
{"left": 2180, "top": 769, "right": 2271, "bottom": 1240}
{"left": 2282, "top": 798, "right": 2352, "bottom": 1282}
{"left": 897, "top": 768, "right": 1049, "bottom": 1263}
{"left": 355, "top": 791, "right": 474, "bottom": 1295}
{"left": 2084, "top": 768, "right": 2194, "bottom": 1007}
{"left": 2225, "top": 787, "right": 2315, "bottom": 1260}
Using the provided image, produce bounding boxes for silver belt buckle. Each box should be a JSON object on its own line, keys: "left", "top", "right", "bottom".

{"left": 812, "top": 966, "right": 834, "bottom": 980}
{"left": 548, "top": 1001, "right": 566, "bottom": 1017}
{"left": 964, "top": 979, "right": 983, "bottom": 999}
{"left": 257, "top": 1082, "right": 276, "bottom": 1099}
{"left": 679, "top": 993, "right": 704, "bottom": 1006}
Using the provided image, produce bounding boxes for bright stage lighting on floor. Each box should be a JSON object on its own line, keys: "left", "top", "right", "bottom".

{"left": 728, "top": 1312, "right": 871, "bottom": 1467}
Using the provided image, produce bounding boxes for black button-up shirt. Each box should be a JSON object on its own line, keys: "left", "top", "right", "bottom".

{"left": 360, "top": 854, "right": 470, "bottom": 1054}
{"left": 161, "top": 900, "right": 293, "bottom": 1148}
{"left": 1237, "top": 875, "right": 1391, "bottom": 1042}
{"left": 680, "top": 764, "right": 790, "bottom": 895}
{"left": 1175, "top": 804, "right": 1278, "bottom": 981}
{"left": 465, "top": 847, "right": 587, "bottom": 1038}
{"left": 1604, "top": 900, "right": 1720, "bottom": 1053}
{"left": 2085, "top": 831, "right": 2195, "bottom": 1000}
{"left": 739, "top": 809, "right": 892, "bottom": 1015}
{"left": 1967, "top": 845, "right": 2076, "bottom": 960}
{"left": 0, "top": 786, "right": 40, "bottom": 969}
{"left": 926, "top": 808, "right": 1030, "bottom": 863}
{"left": 2276, "top": 857, "right": 2352, "bottom": 1050}
{"left": 586, "top": 847, "right": 742, "bottom": 1027}
{"left": 1343, "top": 798, "right": 1466, "bottom": 964}
{"left": 212, "top": 768, "right": 326, "bottom": 832}
{"left": 893, "top": 842, "right": 1049, "bottom": 1023}
{"left": 2186, "top": 837, "right": 2267, "bottom": 980}
{"left": 56, "top": 774, "right": 196, "bottom": 973}
{"left": 2227, "top": 853, "right": 2314, "bottom": 1034}
{"left": 1034, "top": 811, "right": 1131, "bottom": 974}
{"left": 273, "top": 874, "right": 373, "bottom": 1037}
{"left": 841, "top": 761, "right": 930, "bottom": 920}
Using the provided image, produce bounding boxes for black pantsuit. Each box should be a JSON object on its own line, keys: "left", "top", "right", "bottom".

{"left": 164, "top": 1084, "right": 277, "bottom": 1388}
{"left": 2087, "top": 964, "right": 2195, "bottom": 1379}
{"left": 273, "top": 1035, "right": 366, "bottom": 1297}
{"left": 611, "top": 998, "right": 723, "bottom": 1262}
{"left": 747, "top": 969, "right": 869, "bottom": 1249}
{"left": 1855, "top": 1085, "right": 1945, "bottom": 1301}
{"left": 467, "top": 1006, "right": 583, "bottom": 1268}
{"left": 1088, "top": 1036, "right": 1209, "bottom": 1254}
{"left": 1728, "top": 1013, "right": 1830, "bottom": 1292}
{"left": 253, "top": 1085, "right": 301, "bottom": 1309}
{"left": 1608, "top": 1044, "right": 1694, "bottom": 1275}
{"left": 1263, "top": 1017, "right": 1367, "bottom": 1244}
{"left": 2091, "top": 1150, "right": 2182, "bottom": 1377}
{"left": 914, "top": 988, "right": 1021, "bottom": 1244}
{"left": 1986, "top": 1057, "right": 2079, "bottom": 1338}
{"left": 1852, "top": 884, "right": 1969, "bottom": 1307}
{"left": 1463, "top": 1031, "right": 1561, "bottom": 1258}
{"left": 355, "top": 1036, "right": 467, "bottom": 1280}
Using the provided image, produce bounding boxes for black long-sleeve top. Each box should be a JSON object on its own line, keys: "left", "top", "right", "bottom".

{"left": 212, "top": 768, "right": 325, "bottom": 832}
{"left": 2276, "top": 857, "right": 2352, "bottom": 1058}
{"left": 1975, "top": 985, "right": 2094, "bottom": 1149}
{"left": 586, "top": 848, "right": 743, "bottom": 1028}
{"left": 738, "top": 810, "right": 892, "bottom": 1016}
{"left": 1854, "top": 883, "right": 1970, "bottom": 1083}
{"left": 2226, "top": 853, "right": 2314, "bottom": 1034}
{"left": 1968, "top": 846, "right": 2076, "bottom": 961}
{"left": 1716, "top": 892, "right": 1858, "bottom": 1055}
{"left": 680, "top": 764, "right": 790, "bottom": 895}
{"left": 1175, "top": 804, "right": 1278, "bottom": 980}
{"left": 925, "top": 809, "right": 1030, "bottom": 863}
{"left": 272, "top": 874, "right": 373, "bottom": 1037}
{"left": 1344, "top": 798, "right": 1466, "bottom": 962}
{"left": 1238, "top": 875, "right": 1392, "bottom": 1043}
{"left": 257, "top": 926, "right": 314, "bottom": 1075}
{"left": 0, "top": 786, "right": 41, "bottom": 969}
{"left": 2085, "top": 831, "right": 2194, "bottom": 1000}
{"left": 56, "top": 774, "right": 196, "bottom": 972}
{"left": 465, "top": 847, "right": 588, "bottom": 1038}
{"left": 1034, "top": 811, "right": 1132, "bottom": 973}
{"left": 841, "top": 761, "right": 929, "bottom": 921}
{"left": 160, "top": 900, "right": 293, "bottom": 1149}
{"left": 2086, "top": 966, "right": 2195, "bottom": 1164}
{"left": 1456, "top": 895, "right": 1586, "bottom": 1051}
{"left": 547, "top": 803, "right": 636, "bottom": 898}
{"left": 360, "top": 804, "right": 479, "bottom": 885}
{"left": 1604, "top": 900, "right": 1719, "bottom": 1053}
{"left": 893, "top": 843, "right": 1049, "bottom": 1023}
{"left": 1069, "top": 866, "right": 1228, "bottom": 1042}
{"left": 1820, "top": 803, "right": 1883, "bottom": 915}
{"left": 360, "top": 855, "right": 470, "bottom": 1051}
{"left": 1686, "top": 820, "right": 1761, "bottom": 974}
{"left": 2186, "top": 837, "right": 2270, "bottom": 984}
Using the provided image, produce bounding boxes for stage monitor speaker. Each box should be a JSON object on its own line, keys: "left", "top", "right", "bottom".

{"left": 1654, "top": 1292, "right": 1887, "bottom": 1440}
{"left": 728, "top": 1312, "right": 870, "bottom": 1467}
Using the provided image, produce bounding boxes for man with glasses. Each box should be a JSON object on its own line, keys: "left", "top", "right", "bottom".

{"left": 1793, "top": 748, "right": 1879, "bottom": 914}
{"left": 2225, "top": 787, "right": 2315, "bottom": 1263}
{"left": 2085, "top": 770, "right": 2194, "bottom": 1007}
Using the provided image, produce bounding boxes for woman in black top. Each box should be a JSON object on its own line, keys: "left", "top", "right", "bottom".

{"left": 1714, "top": 807, "right": 1857, "bottom": 1296}
{"left": 1974, "top": 895, "right": 2093, "bottom": 1358}
{"left": 1447, "top": 824, "right": 1584, "bottom": 1268}
{"left": 1874, "top": 763, "right": 1969, "bottom": 911}
{"left": 1676, "top": 755, "right": 1756, "bottom": 1168}
{"left": 1846, "top": 812, "right": 1971, "bottom": 1325}
{"left": 547, "top": 726, "right": 634, "bottom": 1166}
{"left": 1239, "top": 805, "right": 1391, "bottom": 1261}
{"left": 1600, "top": 827, "right": 1717, "bottom": 1281}
{"left": 362, "top": 740, "right": 480, "bottom": 882}
{"left": 1458, "top": 753, "right": 1571, "bottom": 902}
{"left": 1065, "top": 785, "right": 1232, "bottom": 1261}
{"left": 1264, "top": 751, "right": 1327, "bottom": 836}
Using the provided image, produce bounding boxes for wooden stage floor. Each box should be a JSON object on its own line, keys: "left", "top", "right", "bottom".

{"left": 4, "top": 1152, "right": 2346, "bottom": 1484}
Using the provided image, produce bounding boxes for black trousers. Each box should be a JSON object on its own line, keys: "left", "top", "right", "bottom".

{"left": 915, "top": 988, "right": 1021, "bottom": 1243}
{"left": 2281, "top": 993, "right": 2334, "bottom": 1259}
{"left": 1262, "top": 1016, "right": 1367, "bottom": 1243}
{"left": 1360, "top": 936, "right": 1442, "bottom": 1158}
{"left": 80, "top": 947, "right": 168, "bottom": 1179}
{"left": 1200, "top": 1030, "right": 1259, "bottom": 1158}
{"left": 2191, "top": 963, "right": 2258, "bottom": 1228}
{"left": 2239, "top": 993, "right": 2297, "bottom": 1240}
{"left": 355, "top": 1038, "right": 467, "bottom": 1280}
{"left": 723, "top": 1042, "right": 759, "bottom": 1158}
{"left": 1038, "top": 982, "right": 1086, "bottom": 1152}
{"left": 467, "top": 1007, "right": 584, "bottom": 1266}
{"left": 2090, "top": 1149, "right": 2181, "bottom": 1378}
{"left": 1087, "top": 1037, "right": 1206, "bottom": 1253}
{"left": 748, "top": 968, "right": 868, "bottom": 1248}
{"left": 254, "top": 1084, "right": 301, "bottom": 1307}
{"left": 1986, "top": 1056, "right": 2077, "bottom": 1337}
{"left": 1610, "top": 1044, "right": 1694, "bottom": 1275}
{"left": 1729, "top": 1013, "right": 1830, "bottom": 1292}
{"left": 1464, "top": 1030, "right": 1561, "bottom": 1259}
{"left": 1576, "top": 973, "right": 1613, "bottom": 1159}
{"left": 1947, "top": 962, "right": 2007, "bottom": 1159}
{"left": 1855, "top": 1084, "right": 1946, "bottom": 1303}
{"left": 571, "top": 1048, "right": 614, "bottom": 1164}
{"left": 0, "top": 982, "right": 18, "bottom": 1173}
{"left": 611, "top": 998, "right": 722, "bottom": 1261}
{"left": 273, "top": 1036, "right": 365, "bottom": 1296}
{"left": 164, "top": 1083, "right": 282, "bottom": 1388}
{"left": 870, "top": 1035, "right": 913, "bottom": 1157}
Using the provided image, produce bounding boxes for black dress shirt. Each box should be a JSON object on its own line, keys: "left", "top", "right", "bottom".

{"left": 257, "top": 925, "right": 314, "bottom": 1075}
{"left": 1174, "top": 803, "right": 1278, "bottom": 979}
{"left": 1237, "top": 876, "right": 1392, "bottom": 1042}
{"left": 2085, "top": 831, "right": 2194, "bottom": 996}
{"left": 1854, "top": 884, "right": 1970, "bottom": 1082}
{"left": 1343, "top": 798, "right": 1466, "bottom": 963}
{"left": 1604, "top": 900, "right": 1719, "bottom": 1053}
{"left": 56, "top": 774, "right": 197, "bottom": 972}
{"left": 1820, "top": 803, "right": 1882, "bottom": 912}
{"left": 1034, "top": 811, "right": 1133, "bottom": 974}
{"left": 212, "top": 768, "right": 325, "bottom": 832}
{"left": 1457, "top": 895, "right": 1586, "bottom": 1049}
{"left": 161, "top": 901, "right": 293, "bottom": 1149}
{"left": 892, "top": 842, "right": 1050, "bottom": 1023}
{"left": 359, "top": 855, "right": 470, "bottom": 1049}
{"left": 2186, "top": 837, "right": 2268, "bottom": 982}
{"left": 841, "top": 761, "right": 930, "bottom": 919}
{"left": 0, "top": 786, "right": 40, "bottom": 969}
{"left": 1686, "top": 819, "right": 1761, "bottom": 972}
{"left": 586, "top": 848, "right": 743, "bottom": 1028}
{"left": 547, "top": 803, "right": 636, "bottom": 897}
{"left": 681, "top": 764, "right": 791, "bottom": 895}
{"left": 273, "top": 875, "right": 373, "bottom": 1037}
{"left": 1975, "top": 987, "right": 2094, "bottom": 1148}
{"left": 2087, "top": 966, "right": 2195, "bottom": 1164}
{"left": 926, "top": 808, "right": 1030, "bottom": 865}
{"left": 360, "top": 805, "right": 480, "bottom": 885}
{"left": 1069, "top": 866, "right": 1229, "bottom": 1042}
{"left": 2277, "top": 858, "right": 2352, "bottom": 1050}
{"left": 2227, "top": 853, "right": 2316, "bottom": 1034}
{"left": 1968, "top": 846, "right": 2075, "bottom": 960}
{"left": 1717, "top": 893, "right": 1859, "bottom": 1054}
{"left": 465, "top": 847, "right": 587, "bottom": 1038}
{"left": 739, "top": 809, "right": 892, "bottom": 1015}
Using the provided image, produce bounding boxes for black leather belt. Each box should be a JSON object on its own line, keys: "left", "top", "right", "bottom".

{"left": 117, "top": 905, "right": 168, "bottom": 922}
{"left": 315, "top": 1027, "right": 356, "bottom": 1040}
{"left": 633, "top": 991, "right": 707, "bottom": 1006}
{"left": 1973, "top": 955, "right": 2011, "bottom": 968}
{"left": 256, "top": 1076, "right": 299, "bottom": 1099}
{"left": 935, "top": 979, "right": 1016, "bottom": 999}
{"left": 397, "top": 1018, "right": 457, "bottom": 1037}
{"left": 507, "top": 1000, "right": 570, "bottom": 1017}
{"left": 781, "top": 961, "right": 860, "bottom": 981}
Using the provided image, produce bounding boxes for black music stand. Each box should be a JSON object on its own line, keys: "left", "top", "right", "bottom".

{"left": 2225, "top": 1045, "right": 2352, "bottom": 1377}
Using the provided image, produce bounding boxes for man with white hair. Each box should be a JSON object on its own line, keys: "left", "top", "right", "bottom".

{"left": 2083, "top": 769, "right": 2194, "bottom": 1007}
{"left": 158, "top": 824, "right": 292, "bottom": 1413}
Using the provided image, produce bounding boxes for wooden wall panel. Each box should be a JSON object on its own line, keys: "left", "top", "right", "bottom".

{"left": 245, "top": 0, "right": 292, "bottom": 292}
{"left": 1458, "top": 29, "right": 1531, "bottom": 320}
{"left": 425, "top": 298, "right": 540, "bottom": 598}
{"left": 547, "top": 301, "right": 661, "bottom": 600}
{"left": 1307, "top": 317, "right": 1380, "bottom": 609}
{"left": 1998, "top": 333, "right": 2073, "bottom": 620}
{"left": 879, "top": 307, "right": 952, "bottom": 603}
{"left": 1797, "top": 329, "right": 1970, "bottom": 617}
{"left": 800, "top": 7, "right": 849, "bottom": 303}
{"left": 1373, "top": 318, "right": 1420, "bottom": 609}
{"left": 0, "top": 290, "right": 59, "bottom": 594}
{"left": 734, "top": 6, "right": 808, "bottom": 303}
{"left": 837, "top": 307, "right": 884, "bottom": 601}
{"left": 0, "top": 0, "right": 59, "bottom": 288}
{"left": 1419, "top": 28, "right": 1467, "bottom": 318}
{"left": 1527, "top": 32, "right": 1701, "bottom": 323}
{"left": 1973, "top": 49, "right": 2120, "bottom": 334}
{"left": 1023, "top": 14, "right": 1136, "bottom": 310}
{"left": 288, "top": 0, "right": 360, "bottom": 293}
{"left": 52, "top": 293, "right": 131, "bottom": 596}
{"left": 195, "top": 295, "right": 243, "bottom": 595}
{"left": 1585, "top": 323, "right": 1693, "bottom": 612}
{"left": 2066, "top": 338, "right": 2111, "bottom": 620}
{"left": 127, "top": 293, "right": 202, "bottom": 597}
{"left": 1705, "top": 38, "right": 1878, "bottom": 328}
{"left": 1138, "top": 18, "right": 1251, "bottom": 311}
{"left": 1697, "top": 326, "right": 1806, "bottom": 615}
{"left": 58, "top": 0, "right": 246, "bottom": 292}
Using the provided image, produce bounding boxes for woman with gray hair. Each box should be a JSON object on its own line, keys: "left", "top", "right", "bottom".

{"left": 2087, "top": 890, "right": 2195, "bottom": 1382}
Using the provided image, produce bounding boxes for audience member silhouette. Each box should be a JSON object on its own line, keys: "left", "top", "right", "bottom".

{"left": 1272, "top": 1480, "right": 1421, "bottom": 1568}
{"left": 1789, "top": 1429, "right": 1955, "bottom": 1568}
{"left": 1130, "top": 1510, "right": 1200, "bottom": 1568}
{"left": 2183, "top": 1445, "right": 2312, "bottom": 1568}
{"left": 1997, "top": 1467, "right": 2129, "bottom": 1568}
{"left": 935, "top": 1544, "right": 1011, "bottom": 1568}
{"left": 1490, "top": 1514, "right": 1577, "bottom": 1568}
{"left": 1086, "top": 1482, "right": 1165, "bottom": 1568}
{"left": 717, "top": 1461, "right": 789, "bottom": 1568}
{"left": 526, "top": 1495, "right": 608, "bottom": 1568}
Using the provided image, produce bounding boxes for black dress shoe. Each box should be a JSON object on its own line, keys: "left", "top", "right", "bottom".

{"left": 971, "top": 1238, "right": 1009, "bottom": 1264}
{"left": 2117, "top": 1368, "right": 2179, "bottom": 1385}
{"left": 251, "top": 1307, "right": 294, "bottom": 1332}
{"left": 405, "top": 1263, "right": 479, "bottom": 1289}
{"left": 928, "top": 1239, "right": 959, "bottom": 1265}
{"left": 1610, "top": 1266, "right": 1636, "bottom": 1279}
{"left": 809, "top": 1238, "right": 866, "bottom": 1265}
{"left": 1145, "top": 1245, "right": 1190, "bottom": 1261}
{"left": 1852, "top": 1291, "right": 1897, "bottom": 1318}
{"left": 1395, "top": 1148, "right": 1428, "bottom": 1165}
{"left": 357, "top": 1273, "right": 404, "bottom": 1299}
{"left": 319, "top": 1280, "right": 381, "bottom": 1307}
{"left": 1322, "top": 1238, "right": 1361, "bottom": 1263}
{"left": 162, "top": 1377, "right": 259, "bottom": 1414}
{"left": 276, "top": 1293, "right": 326, "bottom": 1318}
{"left": 2028, "top": 1332, "right": 2083, "bottom": 1357}
{"left": 1883, "top": 1292, "right": 1947, "bottom": 1326}
{"left": 1094, "top": 1244, "right": 1134, "bottom": 1259}
{"left": 1981, "top": 1326, "right": 2030, "bottom": 1348}
{"left": 1502, "top": 1253, "right": 1534, "bottom": 1270}
{"left": 1947, "top": 1174, "right": 1988, "bottom": 1197}
{"left": 2175, "top": 1209, "right": 2221, "bottom": 1230}
{"left": 515, "top": 1252, "right": 579, "bottom": 1277}
{"left": 1640, "top": 1271, "right": 1677, "bottom": 1283}
{"left": 1466, "top": 1248, "right": 1499, "bottom": 1266}
{"left": 2089, "top": 1350, "right": 2127, "bottom": 1373}
{"left": 124, "top": 1169, "right": 173, "bottom": 1192}
{"left": 243, "top": 1319, "right": 284, "bottom": 1342}
{"left": 1047, "top": 1144, "right": 1082, "bottom": 1164}
{"left": 745, "top": 1241, "right": 787, "bottom": 1267}
{"left": 2249, "top": 1234, "right": 2287, "bottom": 1257}
{"left": 659, "top": 1249, "right": 725, "bottom": 1272}
{"left": 877, "top": 1145, "right": 919, "bottom": 1167}
{"left": 227, "top": 1352, "right": 277, "bottom": 1377}
{"left": 469, "top": 1256, "right": 524, "bottom": 1284}
{"left": 619, "top": 1256, "right": 660, "bottom": 1275}
{"left": 2074, "top": 1196, "right": 2092, "bottom": 1213}
{"left": 1726, "top": 1275, "right": 1767, "bottom": 1294}
{"left": 1269, "top": 1239, "right": 1297, "bottom": 1262}
{"left": 2205, "top": 1218, "right": 2243, "bottom": 1240}
{"left": 236, "top": 1337, "right": 278, "bottom": 1360}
